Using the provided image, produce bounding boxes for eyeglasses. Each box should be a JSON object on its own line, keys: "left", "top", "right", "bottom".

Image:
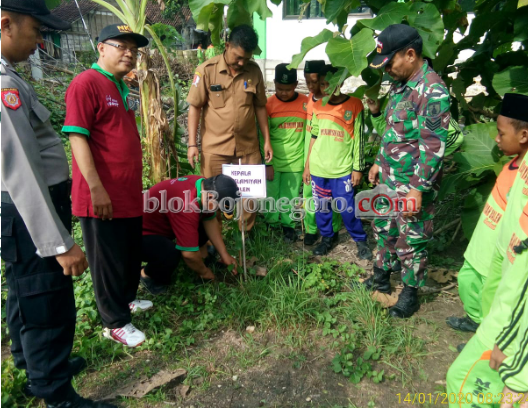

{"left": 102, "top": 42, "right": 140, "bottom": 58}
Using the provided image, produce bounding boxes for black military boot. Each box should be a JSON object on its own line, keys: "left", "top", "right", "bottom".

{"left": 389, "top": 285, "right": 420, "bottom": 318}
{"left": 313, "top": 234, "right": 339, "bottom": 256}
{"left": 304, "top": 232, "right": 319, "bottom": 246}
{"left": 391, "top": 259, "right": 402, "bottom": 273}
{"left": 446, "top": 316, "right": 479, "bottom": 332}
{"left": 24, "top": 357, "right": 87, "bottom": 397}
{"left": 356, "top": 241, "right": 373, "bottom": 260}
{"left": 283, "top": 227, "right": 298, "bottom": 243}
{"left": 46, "top": 393, "right": 118, "bottom": 408}
{"left": 363, "top": 267, "right": 391, "bottom": 293}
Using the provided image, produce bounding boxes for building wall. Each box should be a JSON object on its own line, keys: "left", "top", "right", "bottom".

{"left": 264, "top": 0, "right": 369, "bottom": 64}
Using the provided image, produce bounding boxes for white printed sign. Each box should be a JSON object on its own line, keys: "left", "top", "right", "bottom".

{"left": 222, "top": 164, "right": 267, "bottom": 198}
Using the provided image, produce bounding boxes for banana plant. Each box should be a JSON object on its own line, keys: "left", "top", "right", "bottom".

{"left": 90, "top": 0, "right": 181, "bottom": 184}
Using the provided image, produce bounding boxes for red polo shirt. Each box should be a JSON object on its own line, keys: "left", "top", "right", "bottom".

{"left": 63, "top": 63, "right": 143, "bottom": 218}
{"left": 142, "top": 176, "right": 216, "bottom": 251}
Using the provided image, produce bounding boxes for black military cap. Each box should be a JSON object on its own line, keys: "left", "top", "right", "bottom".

{"left": 501, "top": 93, "right": 528, "bottom": 122}
{"left": 275, "top": 63, "right": 297, "bottom": 85}
{"left": 98, "top": 24, "right": 149, "bottom": 48}
{"left": 370, "top": 24, "right": 421, "bottom": 69}
{"left": 1, "top": 0, "right": 71, "bottom": 30}
{"left": 321, "top": 64, "right": 339, "bottom": 77}
{"left": 304, "top": 60, "right": 326, "bottom": 74}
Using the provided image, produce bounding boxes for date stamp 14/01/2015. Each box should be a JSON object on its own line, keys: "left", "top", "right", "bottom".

{"left": 397, "top": 392, "right": 527, "bottom": 405}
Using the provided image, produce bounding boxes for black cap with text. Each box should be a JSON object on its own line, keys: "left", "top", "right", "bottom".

{"left": 98, "top": 24, "right": 149, "bottom": 48}
{"left": 370, "top": 24, "right": 421, "bottom": 70}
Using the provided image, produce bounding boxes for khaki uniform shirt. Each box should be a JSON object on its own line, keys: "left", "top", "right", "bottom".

{"left": 186, "top": 53, "right": 267, "bottom": 157}
{"left": 1, "top": 56, "right": 74, "bottom": 257}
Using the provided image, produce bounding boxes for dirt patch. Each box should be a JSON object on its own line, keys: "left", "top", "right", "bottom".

{"left": 66, "top": 290, "right": 472, "bottom": 408}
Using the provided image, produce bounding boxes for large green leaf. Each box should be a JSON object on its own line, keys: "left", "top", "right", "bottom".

{"left": 492, "top": 67, "right": 528, "bottom": 95}
{"left": 288, "top": 29, "right": 335, "bottom": 69}
{"left": 322, "top": 67, "right": 349, "bottom": 102}
{"left": 188, "top": 0, "right": 230, "bottom": 31}
{"left": 247, "top": 0, "right": 273, "bottom": 20}
{"left": 514, "top": 7, "right": 528, "bottom": 41}
{"left": 227, "top": 0, "right": 252, "bottom": 29}
{"left": 209, "top": 3, "right": 228, "bottom": 45}
{"left": 364, "top": 70, "right": 382, "bottom": 100}
{"left": 324, "top": 0, "right": 360, "bottom": 29}
{"left": 357, "top": 2, "right": 443, "bottom": 57}
{"left": 325, "top": 28, "right": 375, "bottom": 77}
{"left": 407, "top": 3, "right": 445, "bottom": 58}
{"left": 357, "top": 2, "right": 409, "bottom": 31}
{"left": 438, "top": 122, "right": 503, "bottom": 199}
{"left": 461, "top": 178, "right": 496, "bottom": 239}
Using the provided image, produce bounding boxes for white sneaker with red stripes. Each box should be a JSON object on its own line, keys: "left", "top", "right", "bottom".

{"left": 103, "top": 323, "right": 145, "bottom": 348}
{"left": 129, "top": 299, "right": 153, "bottom": 313}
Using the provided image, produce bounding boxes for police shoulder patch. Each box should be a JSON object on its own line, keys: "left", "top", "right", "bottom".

{"left": 1, "top": 88, "right": 22, "bottom": 110}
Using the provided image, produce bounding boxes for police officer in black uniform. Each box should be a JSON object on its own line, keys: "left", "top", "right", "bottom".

{"left": 1, "top": 0, "right": 116, "bottom": 406}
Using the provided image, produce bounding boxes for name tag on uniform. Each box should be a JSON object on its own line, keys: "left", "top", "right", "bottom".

{"left": 395, "top": 101, "right": 413, "bottom": 110}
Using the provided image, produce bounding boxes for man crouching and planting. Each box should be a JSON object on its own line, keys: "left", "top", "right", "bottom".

{"left": 141, "top": 175, "right": 239, "bottom": 294}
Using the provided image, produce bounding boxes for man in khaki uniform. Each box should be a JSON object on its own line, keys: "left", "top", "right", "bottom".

{"left": 187, "top": 24, "right": 273, "bottom": 231}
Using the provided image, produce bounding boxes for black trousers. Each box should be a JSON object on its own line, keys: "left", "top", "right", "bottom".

{"left": 1, "top": 181, "right": 76, "bottom": 401}
{"left": 80, "top": 216, "right": 142, "bottom": 329}
{"left": 142, "top": 235, "right": 182, "bottom": 284}
{"left": 142, "top": 225, "right": 208, "bottom": 284}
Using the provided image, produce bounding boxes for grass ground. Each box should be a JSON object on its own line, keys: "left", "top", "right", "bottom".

{"left": 1, "top": 215, "right": 471, "bottom": 408}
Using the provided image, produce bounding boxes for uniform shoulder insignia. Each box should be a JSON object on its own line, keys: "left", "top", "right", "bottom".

{"left": 1, "top": 88, "right": 22, "bottom": 110}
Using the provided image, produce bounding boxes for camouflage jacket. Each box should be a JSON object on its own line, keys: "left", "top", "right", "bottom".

{"left": 372, "top": 61, "right": 450, "bottom": 194}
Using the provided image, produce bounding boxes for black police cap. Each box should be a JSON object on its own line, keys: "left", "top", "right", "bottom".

{"left": 1, "top": 0, "right": 71, "bottom": 30}
{"left": 370, "top": 24, "right": 421, "bottom": 69}
{"left": 501, "top": 93, "right": 528, "bottom": 122}
{"left": 98, "top": 24, "right": 149, "bottom": 48}
{"left": 275, "top": 63, "right": 297, "bottom": 85}
{"left": 304, "top": 60, "right": 325, "bottom": 74}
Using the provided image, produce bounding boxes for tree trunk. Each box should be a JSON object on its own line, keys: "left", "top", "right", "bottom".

{"left": 137, "top": 52, "right": 171, "bottom": 184}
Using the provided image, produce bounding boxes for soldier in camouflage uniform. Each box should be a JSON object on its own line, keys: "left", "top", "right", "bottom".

{"left": 364, "top": 24, "right": 451, "bottom": 318}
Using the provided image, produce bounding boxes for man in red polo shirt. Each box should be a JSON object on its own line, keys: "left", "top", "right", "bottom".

{"left": 141, "top": 174, "right": 239, "bottom": 294}
{"left": 63, "top": 24, "right": 150, "bottom": 348}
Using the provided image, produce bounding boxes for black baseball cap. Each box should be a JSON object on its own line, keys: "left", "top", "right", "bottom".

{"left": 370, "top": 24, "right": 421, "bottom": 69}
{"left": 275, "top": 63, "right": 297, "bottom": 85}
{"left": 501, "top": 93, "right": 528, "bottom": 122}
{"left": 1, "top": 0, "right": 71, "bottom": 30}
{"left": 304, "top": 60, "right": 325, "bottom": 74}
{"left": 206, "top": 175, "right": 240, "bottom": 214}
{"left": 98, "top": 24, "right": 149, "bottom": 48}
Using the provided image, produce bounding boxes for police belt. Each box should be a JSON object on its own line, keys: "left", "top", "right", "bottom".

{"left": 1, "top": 179, "right": 71, "bottom": 205}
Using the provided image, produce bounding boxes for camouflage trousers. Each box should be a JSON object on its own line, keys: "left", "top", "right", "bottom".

{"left": 372, "top": 192, "right": 435, "bottom": 288}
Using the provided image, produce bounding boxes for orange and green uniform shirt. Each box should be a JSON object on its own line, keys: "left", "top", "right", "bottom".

{"left": 304, "top": 93, "right": 319, "bottom": 162}
{"left": 464, "top": 157, "right": 519, "bottom": 276}
{"left": 262, "top": 93, "right": 308, "bottom": 172}
{"left": 309, "top": 96, "right": 365, "bottom": 178}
